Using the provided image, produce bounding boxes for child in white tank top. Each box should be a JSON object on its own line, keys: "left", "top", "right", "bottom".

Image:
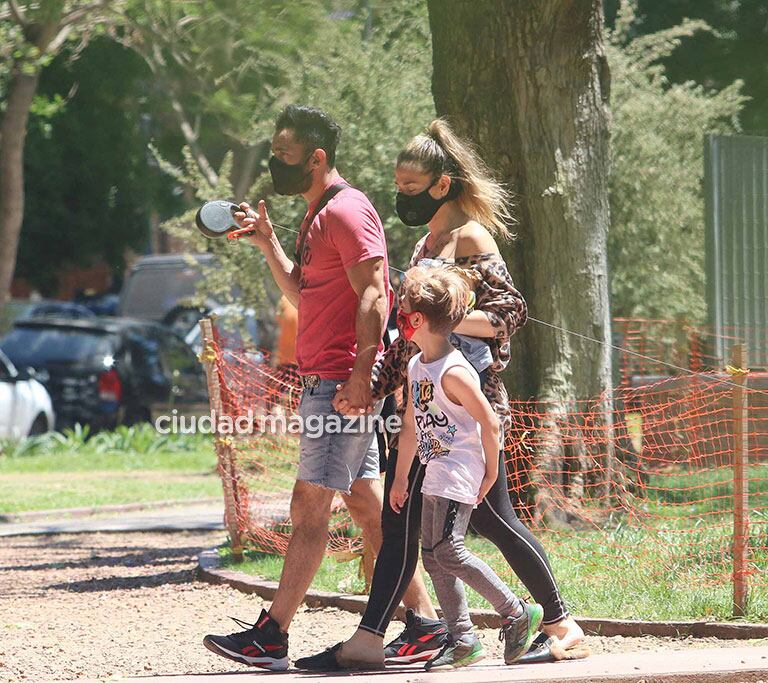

{"left": 390, "top": 266, "right": 543, "bottom": 671}
{"left": 408, "top": 349, "right": 486, "bottom": 504}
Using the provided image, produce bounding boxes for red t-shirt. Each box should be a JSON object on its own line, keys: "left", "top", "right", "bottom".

{"left": 295, "top": 179, "right": 391, "bottom": 379}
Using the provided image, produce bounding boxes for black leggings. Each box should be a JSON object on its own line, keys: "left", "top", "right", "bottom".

{"left": 359, "top": 446, "right": 569, "bottom": 636}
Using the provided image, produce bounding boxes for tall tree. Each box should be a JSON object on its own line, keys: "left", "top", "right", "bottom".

{"left": 118, "top": 0, "right": 325, "bottom": 202}
{"left": 428, "top": 0, "right": 614, "bottom": 523}
{"left": 0, "top": 0, "right": 118, "bottom": 306}
{"left": 605, "top": 0, "right": 768, "bottom": 134}
{"left": 607, "top": 1, "right": 746, "bottom": 321}
{"left": 17, "top": 38, "right": 182, "bottom": 295}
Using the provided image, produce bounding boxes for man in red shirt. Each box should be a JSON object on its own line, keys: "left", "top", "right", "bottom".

{"left": 203, "top": 105, "right": 392, "bottom": 670}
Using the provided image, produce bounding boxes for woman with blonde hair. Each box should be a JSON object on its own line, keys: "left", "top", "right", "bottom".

{"left": 296, "top": 119, "right": 583, "bottom": 670}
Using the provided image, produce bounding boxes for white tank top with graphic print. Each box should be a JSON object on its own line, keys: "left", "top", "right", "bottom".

{"left": 407, "top": 349, "right": 486, "bottom": 505}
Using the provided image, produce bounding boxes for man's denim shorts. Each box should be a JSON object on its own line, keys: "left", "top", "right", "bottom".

{"left": 297, "top": 378, "right": 383, "bottom": 494}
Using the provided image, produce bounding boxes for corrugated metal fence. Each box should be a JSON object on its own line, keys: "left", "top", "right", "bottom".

{"left": 705, "top": 133, "right": 768, "bottom": 369}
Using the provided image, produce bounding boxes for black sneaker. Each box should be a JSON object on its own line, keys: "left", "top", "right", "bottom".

{"left": 383, "top": 609, "right": 449, "bottom": 664}
{"left": 203, "top": 609, "right": 289, "bottom": 670}
{"left": 294, "top": 642, "right": 385, "bottom": 671}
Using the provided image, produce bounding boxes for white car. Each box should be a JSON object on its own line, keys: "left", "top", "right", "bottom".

{"left": 0, "top": 349, "right": 54, "bottom": 438}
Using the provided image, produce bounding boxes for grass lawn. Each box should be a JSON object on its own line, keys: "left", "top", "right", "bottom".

{"left": 0, "top": 470, "right": 221, "bottom": 514}
{"left": 0, "top": 426, "right": 220, "bottom": 513}
{"left": 221, "top": 526, "right": 768, "bottom": 623}
{"left": 5, "top": 423, "right": 765, "bottom": 623}
{"left": 219, "top": 461, "right": 768, "bottom": 623}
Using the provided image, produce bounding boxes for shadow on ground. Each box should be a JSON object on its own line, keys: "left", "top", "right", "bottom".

{"left": 47, "top": 568, "right": 193, "bottom": 592}
{"left": 3, "top": 545, "right": 207, "bottom": 573}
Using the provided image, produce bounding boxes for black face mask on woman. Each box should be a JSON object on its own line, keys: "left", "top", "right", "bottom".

{"left": 269, "top": 154, "right": 313, "bottom": 196}
{"left": 395, "top": 179, "right": 461, "bottom": 226}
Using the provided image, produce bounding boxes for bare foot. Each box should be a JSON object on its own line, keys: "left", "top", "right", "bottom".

{"left": 337, "top": 629, "right": 385, "bottom": 668}
{"left": 542, "top": 617, "right": 584, "bottom": 651}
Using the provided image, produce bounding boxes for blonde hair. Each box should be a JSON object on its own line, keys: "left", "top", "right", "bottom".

{"left": 397, "top": 118, "right": 515, "bottom": 240}
{"left": 400, "top": 266, "right": 470, "bottom": 335}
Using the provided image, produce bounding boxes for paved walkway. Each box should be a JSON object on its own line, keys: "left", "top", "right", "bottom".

{"left": 102, "top": 645, "right": 768, "bottom": 683}
{"left": 0, "top": 504, "right": 224, "bottom": 536}
{"left": 6, "top": 505, "right": 768, "bottom": 682}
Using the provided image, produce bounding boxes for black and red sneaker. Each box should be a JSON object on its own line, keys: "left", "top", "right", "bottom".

{"left": 383, "top": 609, "right": 449, "bottom": 664}
{"left": 203, "top": 609, "right": 289, "bottom": 670}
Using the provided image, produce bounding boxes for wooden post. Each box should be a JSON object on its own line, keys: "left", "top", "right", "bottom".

{"left": 618, "top": 319, "right": 630, "bottom": 387}
{"left": 200, "top": 318, "right": 244, "bottom": 562}
{"left": 729, "top": 343, "right": 749, "bottom": 616}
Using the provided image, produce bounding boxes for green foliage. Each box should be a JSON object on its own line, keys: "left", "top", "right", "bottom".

{"left": 161, "top": 150, "right": 279, "bottom": 316}
{"left": 0, "top": 422, "right": 213, "bottom": 461}
{"left": 273, "top": 0, "right": 435, "bottom": 268}
{"left": 605, "top": 0, "right": 768, "bottom": 135}
{"left": 28, "top": 92, "right": 66, "bottom": 121}
{"left": 1, "top": 3, "right": 163, "bottom": 297}
{"left": 12, "top": 0, "right": 750, "bottom": 327}
{"left": 1, "top": 1, "right": 115, "bottom": 90}
{"left": 17, "top": 38, "right": 178, "bottom": 293}
{"left": 120, "top": 0, "right": 328, "bottom": 183}
{"left": 162, "top": 1, "right": 434, "bottom": 313}
{"left": 607, "top": 0, "right": 747, "bottom": 321}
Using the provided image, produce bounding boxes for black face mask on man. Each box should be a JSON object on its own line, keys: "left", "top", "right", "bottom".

{"left": 395, "top": 178, "right": 461, "bottom": 227}
{"left": 269, "top": 154, "right": 313, "bottom": 196}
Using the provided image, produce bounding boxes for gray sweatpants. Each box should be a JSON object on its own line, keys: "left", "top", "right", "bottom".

{"left": 422, "top": 494, "right": 522, "bottom": 644}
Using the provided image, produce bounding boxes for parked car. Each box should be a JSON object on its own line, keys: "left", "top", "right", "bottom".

{"left": 118, "top": 254, "right": 218, "bottom": 333}
{"left": 26, "top": 301, "right": 95, "bottom": 320}
{"left": 0, "top": 349, "right": 55, "bottom": 439}
{"left": 118, "top": 253, "right": 278, "bottom": 345}
{"left": 75, "top": 291, "right": 120, "bottom": 316}
{"left": 0, "top": 317, "right": 208, "bottom": 430}
{"left": 0, "top": 298, "right": 94, "bottom": 336}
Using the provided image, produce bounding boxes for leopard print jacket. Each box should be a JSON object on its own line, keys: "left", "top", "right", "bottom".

{"left": 372, "top": 235, "right": 528, "bottom": 444}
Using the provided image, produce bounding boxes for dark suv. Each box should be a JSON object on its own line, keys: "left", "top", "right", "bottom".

{"left": 118, "top": 254, "right": 218, "bottom": 334}
{"left": 0, "top": 317, "right": 208, "bottom": 430}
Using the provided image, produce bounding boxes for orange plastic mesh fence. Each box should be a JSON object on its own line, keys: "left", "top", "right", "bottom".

{"left": 614, "top": 318, "right": 767, "bottom": 383}
{"left": 205, "top": 322, "right": 768, "bottom": 596}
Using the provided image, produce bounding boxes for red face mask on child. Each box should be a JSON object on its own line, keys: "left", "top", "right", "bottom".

{"left": 396, "top": 309, "right": 420, "bottom": 342}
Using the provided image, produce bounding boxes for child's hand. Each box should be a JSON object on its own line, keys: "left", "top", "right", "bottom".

{"left": 389, "top": 477, "right": 409, "bottom": 513}
{"left": 476, "top": 472, "right": 497, "bottom": 505}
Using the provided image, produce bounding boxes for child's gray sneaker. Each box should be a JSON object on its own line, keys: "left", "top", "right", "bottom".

{"left": 499, "top": 601, "right": 544, "bottom": 664}
{"left": 424, "top": 636, "right": 484, "bottom": 670}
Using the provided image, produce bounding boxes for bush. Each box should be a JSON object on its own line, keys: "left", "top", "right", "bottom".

{"left": 607, "top": 0, "right": 747, "bottom": 321}
{"left": 0, "top": 423, "right": 211, "bottom": 459}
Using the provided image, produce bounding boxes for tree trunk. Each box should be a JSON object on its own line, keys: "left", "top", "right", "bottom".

{"left": 231, "top": 143, "right": 265, "bottom": 202}
{"left": 0, "top": 68, "right": 41, "bottom": 307}
{"left": 428, "top": 0, "right": 615, "bottom": 524}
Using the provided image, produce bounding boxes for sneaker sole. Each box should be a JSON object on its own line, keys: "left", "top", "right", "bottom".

{"left": 385, "top": 648, "right": 442, "bottom": 664}
{"left": 426, "top": 649, "right": 485, "bottom": 670}
{"left": 203, "top": 637, "right": 289, "bottom": 671}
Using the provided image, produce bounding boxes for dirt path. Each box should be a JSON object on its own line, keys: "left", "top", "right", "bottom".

{"left": 1, "top": 530, "right": 766, "bottom": 681}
